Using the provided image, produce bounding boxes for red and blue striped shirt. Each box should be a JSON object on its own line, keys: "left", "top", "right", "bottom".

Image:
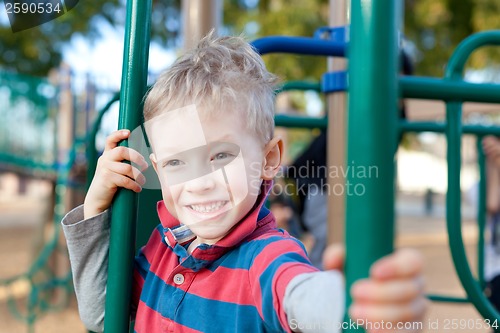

{"left": 131, "top": 181, "right": 318, "bottom": 332}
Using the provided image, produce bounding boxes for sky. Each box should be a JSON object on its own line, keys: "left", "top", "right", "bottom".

{"left": 63, "top": 19, "right": 177, "bottom": 91}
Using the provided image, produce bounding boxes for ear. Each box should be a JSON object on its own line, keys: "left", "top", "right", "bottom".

{"left": 150, "top": 153, "right": 159, "bottom": 174}
{"left": 262, "top": 136, "right": 283, "bottom": 180}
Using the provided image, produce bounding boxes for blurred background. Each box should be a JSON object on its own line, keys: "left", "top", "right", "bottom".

{"left": 2, "top": 0, "right": 500, "bottom": 332}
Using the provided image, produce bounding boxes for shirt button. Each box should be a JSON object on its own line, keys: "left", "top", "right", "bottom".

{"left": 173, "top": 273, "right": 185, "bottom": 285}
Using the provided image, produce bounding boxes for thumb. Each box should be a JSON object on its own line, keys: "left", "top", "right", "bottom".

{"left": 322, "top": 244, "right": 345, "bottom": 271}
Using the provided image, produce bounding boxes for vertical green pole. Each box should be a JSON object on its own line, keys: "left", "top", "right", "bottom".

{"left": 345, "top": 1, "right": 399, "bottom": 331}
{"left": 103, "top": 0, "right": 151, "bottom": 332}
{"left": 476, "top": 136, "right": 486, "bottom": 289}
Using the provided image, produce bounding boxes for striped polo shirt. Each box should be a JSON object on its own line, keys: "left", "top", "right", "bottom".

{"left": 131, "top": 181, "right": 318, "bottom": 332}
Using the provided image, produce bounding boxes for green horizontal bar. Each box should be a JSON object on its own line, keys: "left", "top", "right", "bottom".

{"left": 274, "top": 114, "right": 327, "bottom": 129}
{"left": 427, "top": 294, "right": 470, "bottom": 304}
{"left": 0, "top": 152, "right": 56, "bottom": 173}
{"left": 400, "top": 76, "right": 500, "bottom": 103}
{"left": 400, "top": 121, "right": 500, "bottom": 136}
{"left": 277, "top": 81, "right": 321, "bottom": 94}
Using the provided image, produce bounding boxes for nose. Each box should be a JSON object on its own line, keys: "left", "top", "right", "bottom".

{"left": 184, "top": 173, "right": 217, "bottom": 193}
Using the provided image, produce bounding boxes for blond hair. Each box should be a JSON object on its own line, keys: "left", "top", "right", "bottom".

{"left": 143, "top": 32, "right": 278, "bottom": 143}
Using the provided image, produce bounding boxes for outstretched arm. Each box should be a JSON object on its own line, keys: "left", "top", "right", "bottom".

{"left": 284, "top": 246, "right": 426, "bottom": 333}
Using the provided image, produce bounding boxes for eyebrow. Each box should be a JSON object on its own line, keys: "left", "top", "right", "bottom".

{"left": 212, "top": 133, "right": 234, "bottom": 142}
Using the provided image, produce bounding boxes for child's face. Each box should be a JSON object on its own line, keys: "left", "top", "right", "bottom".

{"left": 148, "top": 105, "right": 280, "bottom": 245}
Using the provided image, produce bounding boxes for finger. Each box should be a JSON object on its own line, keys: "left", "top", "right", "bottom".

{"left": 370, "top": 249, "right": 423, "bottom": 281}
{"left": 323, "top": 244, "right": 345, "bottom": 271}
{"left": 349, "top": 297, "right": 427, "bottom": 324}
{"left": 102, "top": 171, "right": 143, "bottom": 193}
{"left": 105, "top": 130, "right": 130, "bottom": 151}
{"left": 351, "top": 277, "right": 424, "bottom": 303}
{"left": 104, "top": 146, "right": 149, "bottom": 170}
{"left": 105, "top": 162, "right": 146, "bottom": 186}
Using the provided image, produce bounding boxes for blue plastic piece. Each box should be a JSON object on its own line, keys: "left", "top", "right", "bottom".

{"left": 322, "top": 71, "right": 348, "bottom": 93}
{"left": 251, "top": 36, "right": 346, "bottom": 57}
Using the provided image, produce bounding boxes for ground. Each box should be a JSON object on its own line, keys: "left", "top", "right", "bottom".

{"left": 0, "top": 177, "right": 495, "bottom": 333}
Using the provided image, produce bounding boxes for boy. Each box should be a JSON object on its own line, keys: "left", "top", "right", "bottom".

{"left": 62, "top": 33, "right": 426, "bottom": 333}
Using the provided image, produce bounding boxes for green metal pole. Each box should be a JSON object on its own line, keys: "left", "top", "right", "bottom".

{"left": 345, "top": 1, "right": 398, "bottom": 331}
{"left": 445, "top": 31, "right": 500, "bottom": 325}
{"left": 103, "top": 0, "right": 151, "bottom": 332}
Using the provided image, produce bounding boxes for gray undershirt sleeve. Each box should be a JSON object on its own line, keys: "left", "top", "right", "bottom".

{"left": 284, "top": 270, "right": 345, "bottom": 333}
{"left": 61, "top": 205, "right": 110, "bottom": 333}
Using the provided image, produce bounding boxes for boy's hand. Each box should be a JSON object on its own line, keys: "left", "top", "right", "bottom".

{"left": 84, "top": 130, "right": 148, "bottom": 219}
{"left": 323, "top": 246, "right": 426, "bottom": 332}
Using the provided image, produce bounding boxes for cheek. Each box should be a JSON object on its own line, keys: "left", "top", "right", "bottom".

{"left": 160, "top": 183, "right": 180, "bottom": 217}
{"left": 223, "top": 153, "right": 257, "bottom": 205}
{"left": 245, "top": 159, "right": 263, "bottom": 197}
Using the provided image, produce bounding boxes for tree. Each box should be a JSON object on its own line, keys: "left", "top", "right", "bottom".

{"left": 0, "top": 0, "right": 181, "bottom": 76}
{"left": 1, "top": 0, "right": 114, "bottom": 75}
{"left": 7, "top": 0, "right": 499, "bottom": 79}
{"left": 225, "top": 0, "right": 329, "bottom": 82}
{"left": 404, "top": 0, "right": 500, "bottom": 77}
{"left": 1, "top": 0, "right": 331, "bottom": 79}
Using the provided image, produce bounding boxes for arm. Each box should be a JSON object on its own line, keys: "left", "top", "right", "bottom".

{"left": 248, "top": 237, "right": 319, "bottom": 332}
{"left": 62, "top": 130, "right": 148, "bottom": 331}
{"left": 284, "top": 246, "right": 426, "bottom": 333}
{"left": 284, "top": 271, "right": 344, "bottom": 333}
{"left": 62, "top": 206, "right": 111, "bottom": 332}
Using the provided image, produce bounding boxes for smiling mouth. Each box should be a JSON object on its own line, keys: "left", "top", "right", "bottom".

{"left": 187, "top": 201, "right": 229, "bottom": 214}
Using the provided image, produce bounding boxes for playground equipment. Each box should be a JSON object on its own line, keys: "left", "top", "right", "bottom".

{"left": 77, "top": 1, "right": 500, "bottom": 332}
{"left": 0, "top": 70, "right": 74, "bottom": 332}
{"left": 0, "top": 71, "right": 58, "bottom": 175}
{"left": 0, "top": 69, "right": 100, "bottom": 332}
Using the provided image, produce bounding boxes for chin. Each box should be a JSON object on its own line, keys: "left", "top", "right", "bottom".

{"left": 191, "top": 227, "right": 230, "bottom": 244}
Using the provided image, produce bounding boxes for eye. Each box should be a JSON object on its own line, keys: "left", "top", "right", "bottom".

{"left": 212, "top": 152, "right": 231, "bottom": 161}
{"left": 162, "top": 159, "right": 184, "bottom": 167}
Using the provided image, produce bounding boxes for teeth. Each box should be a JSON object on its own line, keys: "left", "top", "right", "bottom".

{"left": 189, "top": 201, "right": 226, "bottom": 213}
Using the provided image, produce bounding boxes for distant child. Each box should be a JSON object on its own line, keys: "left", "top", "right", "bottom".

{"left": 62, "top": 33, "right": 426, "bottom": 333}
{"left": 481, "top": 136, "right": 500, "bottom": 314}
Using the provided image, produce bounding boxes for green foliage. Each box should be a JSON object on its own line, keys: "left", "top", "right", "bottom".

{"left": 0, "top": 0, "right": 329, "bottom": 78}
{"left": 5, "top": 0, "right": 500, "bottom": 79}
{"left": 225, "top": 0, "right": 329, "bottom": 81}
{"left": 0, "top": 0, "right": 121, "bottom": 75}
{"left": 0, "top": 0, "right": 180, "bottom": 76}
{"left": 404, "top": 0, "right": 500, "bottom": 76}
